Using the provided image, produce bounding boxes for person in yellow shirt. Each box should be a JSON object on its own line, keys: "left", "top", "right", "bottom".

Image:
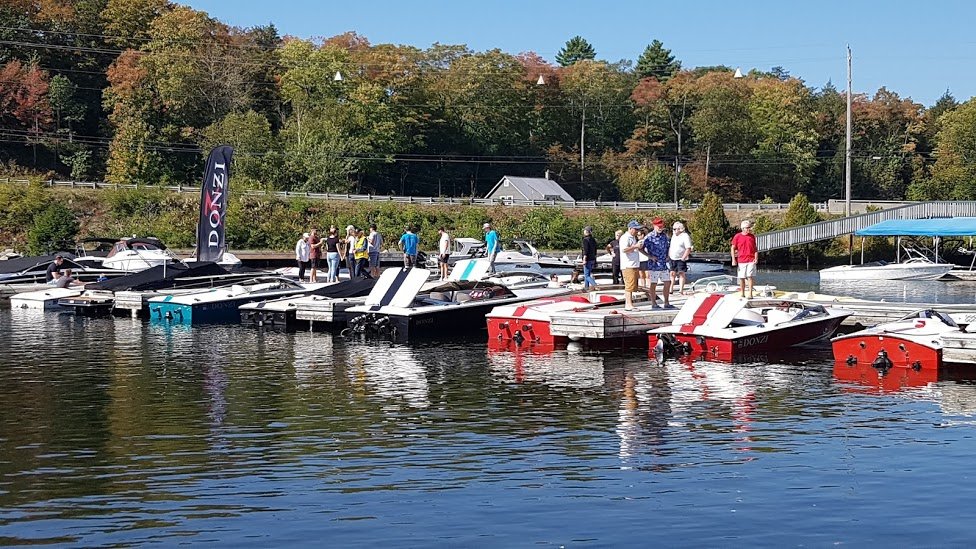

{"left": 354, "top": 228, "right": 370, "bottom": 278}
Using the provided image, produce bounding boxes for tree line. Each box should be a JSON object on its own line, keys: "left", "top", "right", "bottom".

{"left": 1, "top": 1, "right": 973, "bottom": 203}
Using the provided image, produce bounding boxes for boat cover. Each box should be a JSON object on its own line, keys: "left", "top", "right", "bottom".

{"left": 856, "top": 217, "right": 976, "bottom": 236}
{"left": 309, "top": 277, "right": 377, "bottom": 298}
{"left": 87, "top": 262, "right": 231, "bottom": 291}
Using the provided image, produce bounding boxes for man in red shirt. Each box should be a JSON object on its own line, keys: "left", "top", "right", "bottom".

{"left": 730, "top": 219, "right": 758, "bottom": 298}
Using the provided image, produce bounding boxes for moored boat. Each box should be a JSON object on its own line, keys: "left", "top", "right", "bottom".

{"left": 819, "top": 258, "right": 953, "bottom": 281}
{"left": 649, "top": 293, "right": 851, "bottom": 362}
{"left": 240, "top": 277, "right": 377, "bottom": 330}
{"left": 148, "top": 277, "right": 325, "bottom": 325}
{"left": 486, "top": 289, "right": 639, "bottom": 347}
{"left": 345, "top": 267, "right": 570, "bottom": 342}
{"left": 831, "top": 310, "right": 963, "bottom": 371}
{"left": 9, "top": 287, "right": 84, "bottom": 310}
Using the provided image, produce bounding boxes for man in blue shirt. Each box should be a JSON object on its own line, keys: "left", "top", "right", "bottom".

{"left": 483, "top": 222, "right": 500, "bottom": 274}
{"left": 642, "top": 217, "right": 673, "bottom": 308}
{"left": 399, "top": 225, "right": 419, "bottom": 268}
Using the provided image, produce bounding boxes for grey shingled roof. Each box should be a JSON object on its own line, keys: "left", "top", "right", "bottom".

{"left": 487, "top": 176, "right": 574, "bottom": 201}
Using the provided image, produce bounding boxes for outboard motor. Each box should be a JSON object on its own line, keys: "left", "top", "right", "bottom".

{"left": 872, "top": 349, "right": 894, "bottom": 373}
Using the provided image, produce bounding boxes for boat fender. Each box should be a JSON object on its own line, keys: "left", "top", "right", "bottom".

{"left": 872, "top": 349, "right": 893, "bottom": 372}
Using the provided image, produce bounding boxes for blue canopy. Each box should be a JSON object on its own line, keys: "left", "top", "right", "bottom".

{"left": 855, "top": 217, "right": 976, "bottom": 237}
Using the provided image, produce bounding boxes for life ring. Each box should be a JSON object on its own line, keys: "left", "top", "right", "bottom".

{"left": 705, "top": 281, "right": 720, "bottom": 293}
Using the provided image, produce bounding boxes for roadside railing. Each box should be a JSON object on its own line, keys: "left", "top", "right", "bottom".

{"left": 0, "top": 177, "right": 827, "bottom": 212}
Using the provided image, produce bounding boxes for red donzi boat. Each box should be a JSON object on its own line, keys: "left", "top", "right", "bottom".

{"left": 649, "top": 293, "right": 851, "bottom": 362}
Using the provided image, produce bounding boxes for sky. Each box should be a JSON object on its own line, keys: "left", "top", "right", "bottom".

{"left": 179, "top": 0, "right": 975, "bottom": 107}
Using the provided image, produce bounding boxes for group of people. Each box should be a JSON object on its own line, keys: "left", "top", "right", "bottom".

{"left": 592, "top": 216, "right": 757, "bottom": 311}
{"left": 292, "top": 222, "right": 502, "bottom": 283}
{"left": 294, "top": 225, "right": 383, "bottom": 283}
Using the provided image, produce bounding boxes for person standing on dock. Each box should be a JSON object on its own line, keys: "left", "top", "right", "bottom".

{"left": 606, "top": 230, "right": 622, "bottom": 285}
{"left": 295, "top": 232, "right": 311, "bottom": 282}
{"left": 399, "top": 225, "right": 419, "bottom": 268}
{"left": 731, "top": 219, "right": 758, "bottom": 298}
{"left": 307, "top": 229, "right": 321, "bottom": 283}
{"left": 484, "top": 223, "right": 500, "bottom": 274}
{"left": 581, "top": 226, "right": 598, "bottom": 289}
{"left": 668, "top": 221, "right": 693, "bottom": 293}
{"left": 325, "top": 227, "right": 341, "bottom": 282}
{"left": 345, "top": 225, "right": 358, "bottom": 277}
{"left": 620, "top": 220, "right": 643, "bottom": 311}
{"left": 642, "top": 217, "right": 672, "bottom": 308}
{"left": 354, "top": 228, "right": 370, "bottom": 278}
{"left": 438, "top": 227, "right": 451, "bottom": 281}
{"left": 367, "top": 224, "right": 382, "bottom": 278}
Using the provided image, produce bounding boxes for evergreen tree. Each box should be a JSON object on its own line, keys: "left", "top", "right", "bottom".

{"left": 635, "top": 39, "right": 680, "bottom": 80}
{"left": 27, "top": 203, "right": 78, "bottom": 255}
{"left": 556, "top": 36, "right": 596, "bottom": 67}
{"left": 691, "top": 191, "right": 731, "bottom": 252}
{"left": 783, "top": 192, "right": 825, "bottom": 264}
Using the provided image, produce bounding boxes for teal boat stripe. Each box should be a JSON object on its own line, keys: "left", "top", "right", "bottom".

{"left": 460, "top": 261, "right": 476, "bottom": 280}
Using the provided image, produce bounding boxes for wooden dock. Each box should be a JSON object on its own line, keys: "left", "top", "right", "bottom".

{"left": 549, "top": 303, "right": 679, "bottom": 341}
{"left": 294, "top": 296, "right": 368, "bottom": 328}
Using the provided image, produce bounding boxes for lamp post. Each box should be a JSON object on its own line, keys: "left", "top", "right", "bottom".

{"left": 845, "top": 46, "right": 852, "bottom": 218}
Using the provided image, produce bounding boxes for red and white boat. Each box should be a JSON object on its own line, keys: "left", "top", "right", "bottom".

{"left": 831, "top": 309, "right": 962, "bottom": 372}
{"left": 649, "top": 293, "right": 851, "bottom": 362}
{"left": 486, "top": 289, "right": 638, "bottom": 347}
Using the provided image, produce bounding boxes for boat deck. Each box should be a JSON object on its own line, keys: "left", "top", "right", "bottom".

{"left": 294, "top": 297, "right": 368, "bottom": 327}
{"left": 549, "top": 302, "right": 679, "bottom": 341}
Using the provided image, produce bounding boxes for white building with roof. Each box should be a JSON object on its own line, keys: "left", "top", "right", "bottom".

{"left": 484, "top": 173, "right": 574, "bottom": 202}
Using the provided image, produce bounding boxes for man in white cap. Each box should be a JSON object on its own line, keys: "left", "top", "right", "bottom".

{"left": 295, "top": 231, "right": 311, "bottom": 282}
{"left": 619, "top": 220, "right": 643, "bottom": 310}
{"left": 483, "top": 222, "right": 500, "bottom": 274}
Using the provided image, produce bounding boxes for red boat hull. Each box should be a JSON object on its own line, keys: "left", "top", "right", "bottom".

{"left": 650, "top": 316, "right": 846, "bottom": 362}
{"left": 831, "top": 333, "right": 942, "bottom": 371}
{"left": 487, "top": 317, "right": 563, "bottom": 346}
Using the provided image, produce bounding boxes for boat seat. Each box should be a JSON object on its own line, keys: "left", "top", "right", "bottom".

{"left": 455, "top": 292, "right": 472, "bottom": 303}
{"left": 428, "top": 291, "right": 449, "bottom": 302}
{"left": 765, "top": 308, "right": 795, "bottom": 325}
{"left": 731, "top": 308, "right": 765, "bottom": 326}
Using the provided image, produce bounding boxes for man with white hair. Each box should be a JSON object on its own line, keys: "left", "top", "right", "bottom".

{"left": 668, "top": 221, "right": 693, "bottom": 293}
{"left": 730, "top": 219, "right": 758, "bottom": 298}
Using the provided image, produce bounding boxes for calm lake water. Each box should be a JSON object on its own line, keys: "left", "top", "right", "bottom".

{"left": 3, "top": 271, "right": 976, "bottom": 546}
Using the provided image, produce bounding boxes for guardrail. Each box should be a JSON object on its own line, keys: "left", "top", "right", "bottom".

{"left": 0, "top": 177, "right": 827, "bottom": 212}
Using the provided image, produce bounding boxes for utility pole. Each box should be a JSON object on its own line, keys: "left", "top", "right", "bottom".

{"left": 845, "top": 45, "right": 852, "bottom": 218}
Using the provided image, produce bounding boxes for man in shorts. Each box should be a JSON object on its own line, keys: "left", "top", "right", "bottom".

{"left": 668, "top": 221, "right": 693, "bottom": 293}
{"left": 731, "top": 219, "right": 758, "bottom": 298}
{"left": 437, "top": 227, "right": 451, "bottom": 280}
{"left": 619, "top": 220, "right": 643, "bottom": 311}
{"left": 642, "top": 217, "right": 672, "bottom": 308}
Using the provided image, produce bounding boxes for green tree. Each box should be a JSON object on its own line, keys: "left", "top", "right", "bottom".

{"left": 635, "top": 39, "right": 680, "bottom": 81}
{"left": 691, "top": 191, "right": 731, "bottom": 252}
{"left": 615, "top": 165, "right": 674, "bottom": 202}
{"left": 783, "top": 192, "right": 825, "bottom": 264}
{"left": 28, "top": 203, "right": 78, "bottom": 255}
{"left": 555, "top": 36, "right": 596, "bottom": 67}
{"left": 747, "top": 77, "right": 818, "bottom": 200}
{"left": 202, "top": 110, "right": 281, "bottom": 188}
{"left": 931, "top": 98, "right": 976, "bottom": 199}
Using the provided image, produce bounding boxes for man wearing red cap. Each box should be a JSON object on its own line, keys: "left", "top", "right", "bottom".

{"left": 641, "top": 217, "right": 673, "bottom": 308}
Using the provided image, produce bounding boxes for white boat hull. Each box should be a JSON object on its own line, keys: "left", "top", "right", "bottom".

{"left": 819, "top": 262, "right": 953, "bottom": 281}
{"left": 9, "top": 287, "right": 83, "bottom": 310}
